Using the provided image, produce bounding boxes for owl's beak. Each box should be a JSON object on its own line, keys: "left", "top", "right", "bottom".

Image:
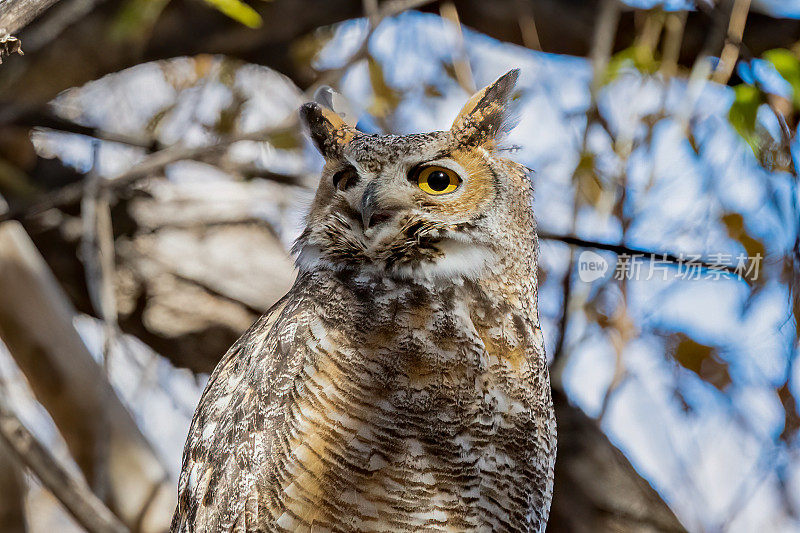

{"left": 360, "top": 181, "right": 393, "bottom": 229}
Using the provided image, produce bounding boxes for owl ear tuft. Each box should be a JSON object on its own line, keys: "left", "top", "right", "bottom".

{"left": 300, "top": 102, "right": 357, "bottom": 159}
{"left": 450, "top": 69, "right": 520, "bottom": 148}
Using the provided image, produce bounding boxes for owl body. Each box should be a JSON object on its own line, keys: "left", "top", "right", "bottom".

{"left": 173, "top": 70, "right": 556, "bottom": 532}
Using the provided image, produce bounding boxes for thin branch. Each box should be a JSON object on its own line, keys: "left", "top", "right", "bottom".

{"left": 0, "top": 399, "right": 127, "bottom": 533}
{"left": 515, "top": 0, "right": 541, "bottom": 51}
{"left": 80, "top": 141, "right": 119, "bottom": 379}
{"left": 0, "top": 118, "right": 297, "bottom": 223}
{"left": 539, "top": 231, "right": 745, "bottom": 278}
{"left": 32, "top": 124, "right": 156, "bottom": 150}
{"left": 711, "top": 0, "right": 752, "bottom": 85}
{"left": 551, "top": 1, "right": 621, "bottom": 370}
{"left": 308, "top": 0, "right": 436, "bottom": 94}
{"left": 660, "top": 10, "right": 687, "bottom": 78}
{"left": 77, "top": 143, "right": 113, "bottom": 499}
{"left": 362, "top": 0, "right": 379, "bottom": 26}
{"left": 21, "top": 0, "right": 103, "bottom": 53}
{"left": 549, "top": 250, "right": 575, "bottom": 373}
{"left": 440, "top": 2, "right": 475, "bottom": 93}
{"left": 9, "top": 109, "right": 157, "bottom": 149}
{"left": 590, "top": 0, "right": 621, "bottom": 94}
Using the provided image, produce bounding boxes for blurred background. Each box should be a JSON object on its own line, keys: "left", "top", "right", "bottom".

{"left": 0, "top": 0, "right": 798, "bottom": 531}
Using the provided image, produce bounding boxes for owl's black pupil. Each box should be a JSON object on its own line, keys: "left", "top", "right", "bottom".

{"left": 427, "top": 170, "right": 451, "bottom": 191}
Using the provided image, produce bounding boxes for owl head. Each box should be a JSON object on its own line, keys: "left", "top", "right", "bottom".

{"left": 294, "top": 69, "right": 534, "bottom": 281}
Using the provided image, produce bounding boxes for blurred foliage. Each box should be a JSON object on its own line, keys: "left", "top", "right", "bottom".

{"left": 572, "top": 151, "right": 604, "bottom": 207}
{"left": 367, "top": 57, "right": 402, "bottom": 120}
{"left": 290, "top": 27, "right": 336, "bottom": 80}
{"left": 721, "top": 212, "right": 767, "bottom": 280}
{"left": 605, "top": 45, "right": 660, "bottom": 85}
{"left": 728, "top": 83, "right": 763, "bottom": 156}
{"left": 670, "top": 334, "right": 732, "bottom": 391}
{"left": 728, "top": 47, "right": 800, "bottom": 163}
{"left": 113, "top": 0, "right": 265, "bottom": 37}
{"left": 764, "top": 49, "right": 800, "bottom": 109}
{"left": 778, "top": 381, "right": 800, "bottom": 443}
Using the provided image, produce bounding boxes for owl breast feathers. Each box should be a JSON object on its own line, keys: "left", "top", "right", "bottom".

{"left": 172, "top": 69, "right": 556, "bottom": 533}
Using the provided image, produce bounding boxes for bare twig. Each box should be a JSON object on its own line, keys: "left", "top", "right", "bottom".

{"left": 440, "top": 2, "right": 476, "bottom": 93}
{"left": 0, "top": 398, "right": 127, "bottom": 533}
{"left": 711, "top": 0, "right": 752, "bottom": 85}
{"left": 661, "top": 10, "right": 688, "bottom": 78}
{"left": 77, "top": 156, "right": 114, "bottom": 500}
{"left": 635, "top": 9, "right": 665, "bottom": 57}
{"left": 539, "top": 231, "right": 744, "bottom": 278}
{"left": 309, "top": 0, "right": 436, "bottom": 94}
{"left": 590, "top": 0, "right": 621, "bottom": 93}
{"left": 549, "top": 250, "right": 575, "bottom": 375}
{"left": 80, "top": 142, "right": 120, "bottom": 374}
{"left": 362, "top": 0, "right": 379, "bottom": 26}
{"left": 552, "top": 0, "right": 621, "bottom": 371}
{"left": 515, "top": 0, "right": 541, "bottom": 51}
{"left": 16, "top": 108, "right": 158, "bottom": 148}
{"left": 0, "top": 117, "right": 297, "bottom": 223}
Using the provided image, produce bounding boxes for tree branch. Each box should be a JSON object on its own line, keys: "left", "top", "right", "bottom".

{"left": 0, "top": 221, "right": 173, "bottom": 530}
{"left": 539, "top": 231, "right": 744, "bottom": 278}
{"left": 0, "top": 0, "right": 62, "bottom": 36}
{"left": 0, "top": 398, "right": 127, "bottom": 533}
{"left": 711, "top": 0, "right": 752, "bottom": 85}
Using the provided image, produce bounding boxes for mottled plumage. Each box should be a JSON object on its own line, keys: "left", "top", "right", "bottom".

{"left": 172, "top": 70, "right": 556, "bottom": 532}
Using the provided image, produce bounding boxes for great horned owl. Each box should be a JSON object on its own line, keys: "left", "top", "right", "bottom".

{"left": 172, "top": 69, "right": 556, "bottom": 532}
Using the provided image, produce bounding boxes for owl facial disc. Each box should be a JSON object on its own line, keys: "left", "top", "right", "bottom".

{"left": 295, "top": 70, "right": 523, "bottom": 281}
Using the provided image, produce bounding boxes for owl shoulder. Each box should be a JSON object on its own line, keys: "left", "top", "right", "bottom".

{"left": 172, "top": 287, "right": 312, "bottom": 531}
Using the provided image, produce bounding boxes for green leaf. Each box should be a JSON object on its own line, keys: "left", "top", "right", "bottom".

{"left": 203, "top": 0, "right": 262, "bottom": 28}
{"left": 763, "top": 48, "right": 800, "bottom": 109}
{"left": 603, "top": 45, "right": 659, "bottom": 85}
{"left": 728, "top": 83, "right": 763, "bottom": 156}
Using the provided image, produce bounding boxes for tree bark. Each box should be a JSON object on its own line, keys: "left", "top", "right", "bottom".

{"left": 0, "top": 0, "right": 62, "bottom": 35}
{"left": 547, "top": 389, "right": 685, "bottom": 532}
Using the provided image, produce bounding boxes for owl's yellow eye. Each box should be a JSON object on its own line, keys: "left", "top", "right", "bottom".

{"left": 415, "top": 166, "right": 461, "bottom": 195}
